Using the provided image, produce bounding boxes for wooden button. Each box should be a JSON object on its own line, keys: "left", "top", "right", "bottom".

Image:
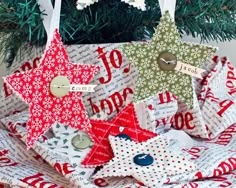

{"left": 71, "top": 134, "right": 92, "bottom": 149}
{"left": 50, "top": 76, "right": 70, "bottom": 97}
{"left": 133, "top": 153, "right": 154, "bottom": 166}
{"left": 158, "top": 52, "right": 177, "bottom": 71}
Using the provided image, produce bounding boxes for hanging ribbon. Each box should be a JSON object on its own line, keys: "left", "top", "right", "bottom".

{"left": 37, "top": 0, "right": 97, "bottom": 92}
{"left": 38, "top": 0, "right": 62, "bottom": 48}
{"left": 158, "top": 0, "right": 177, "bottom": 20}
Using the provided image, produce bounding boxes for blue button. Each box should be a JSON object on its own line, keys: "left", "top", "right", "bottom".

{"left": 133, "top": 153, "right": 154, "bottom": 166}
{"left": 116, "top": 134, "right": 132, "bottom": 141}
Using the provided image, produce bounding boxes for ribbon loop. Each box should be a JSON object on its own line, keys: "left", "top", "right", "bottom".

{"left": 158, "top": 0, "right": 177, "bottom": 20}
{"left": 38, "top": 0, "right": 62, "bottom": 48}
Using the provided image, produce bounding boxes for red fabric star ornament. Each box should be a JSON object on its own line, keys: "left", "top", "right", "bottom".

{"left": 4, "top": 29, "right": 100, "bottom": 149}
{"left": 82, "top": 103, "right": 157, "bottom": 167}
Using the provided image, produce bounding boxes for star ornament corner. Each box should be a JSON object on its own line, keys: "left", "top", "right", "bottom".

{"left": 4, "top": 29, "right": 100, "bottom": 148}
{"left": 122, "top": 11, "right": 217, "bottom": 108}
{"left": 95, "top": 135, "right": 195, "bottom": 187}
{"left": 81, "top": 103, "right": 157, "bottom": 167}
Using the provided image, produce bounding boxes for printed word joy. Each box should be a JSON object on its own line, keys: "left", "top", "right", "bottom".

{"left": 97, "top": 47, "right": 131, "bottom": 84}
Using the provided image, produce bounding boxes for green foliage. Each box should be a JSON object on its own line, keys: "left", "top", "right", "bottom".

{"left": 0, "top": 0, "right": 236, "bottom": 66}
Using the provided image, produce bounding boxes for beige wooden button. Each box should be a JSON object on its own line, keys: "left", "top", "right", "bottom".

{"left": 71, "top": 134, "right": 92, "bottom": 149}
{"left": 50, "top": 76, "right": 70, "bottom": 97}
{"left": 157, "top": 52, "right": 177, "bottom": 71}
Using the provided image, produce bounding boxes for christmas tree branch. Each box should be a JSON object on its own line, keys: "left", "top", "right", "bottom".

{"left": 0, "top": 0, "right": 236, "bottom": 66}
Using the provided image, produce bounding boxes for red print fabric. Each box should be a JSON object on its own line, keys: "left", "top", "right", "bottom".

{"left": 82, "top": 103, "right": 157, "bottom": 167}
{"left": 4, "top": 29, "right": 100, "bottom": 149}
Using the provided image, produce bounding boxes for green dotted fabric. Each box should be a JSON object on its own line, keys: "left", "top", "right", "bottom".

{"left": 122, "top": 11, "right": 217, "bottom": 108}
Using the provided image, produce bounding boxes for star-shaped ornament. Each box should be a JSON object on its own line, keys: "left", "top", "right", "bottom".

{"left": 95, "top": 135, "right": 195, "bottom": 187}
{"left": 122, "top": 11, "right": 216, "bottom": 108}
{"left": 76, "top": 0, "right": 146, "bottom": 11}
{"left": 4, "top": 29, "right": 100, "bottom": 148}
{"left": 82, "top": 103, "right": 157, "bottom": 167}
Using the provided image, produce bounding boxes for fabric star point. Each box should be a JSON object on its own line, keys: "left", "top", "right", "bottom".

{"left": 4, "top": 29, "right": 100, "bottom": 148}
{"left": 122, "top": 11, "right": 216, "bottom": 108}
{"left": 82, "top": 103, "right": 157, "bottom": 167}
{"left": 95, "top": 135, "right": 195, "bottom": 187}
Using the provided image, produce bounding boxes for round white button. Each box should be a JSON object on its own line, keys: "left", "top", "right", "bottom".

{"left": 71, "top": 134, "right": 92, "bottom": 149}
{"left": 50, "top": 76, "right": 70, "bottom": 97}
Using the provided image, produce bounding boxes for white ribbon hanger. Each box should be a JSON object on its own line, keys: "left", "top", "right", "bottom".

{"left": 158, "top": 0, "right": 177, "bottom": 20}
{"left": 37, "top": 0, "right": 97, "bottom": 92}
{"left": 38, "top": 0, "right": 62, "bottom": 49}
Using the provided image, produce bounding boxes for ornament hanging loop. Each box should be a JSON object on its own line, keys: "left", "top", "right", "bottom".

{"left": 38, "top": 0, "right": 62, "bottom": 48}
{"left": 158, "top": 0, "right": 177, "bottom": 20}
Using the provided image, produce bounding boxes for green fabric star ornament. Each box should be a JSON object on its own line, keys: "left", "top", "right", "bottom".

{"left": 122, "top": 11, "right": 217, "bottom": 108}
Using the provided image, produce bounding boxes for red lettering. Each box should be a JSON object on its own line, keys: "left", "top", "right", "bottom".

{"left": 208, "top": 125, "right": 236, "bottom": 146}
{"left": 227, "top": 62, "right": 234, "bottom": 70}
{"left": 185, "top": 112, "right": 195, "bottom": 129}
{"left": 3, "top": 83, "right": 13, "bottom": 97}
{"left": 110, "top": 50, "right": 122, "bottom": 69}
{"left": 213, "top": 158, "right": 236, "bottom": 176}
{"left": 228, "top": 88, "right": 236, "bottom": 95}
{"left": 226, "top": 80, "right": 234, "bottom": 89}
{"left": 173, "top": 112, "right": 195, "bottom": 130}
{"left": 101, "top": 99, "right": 113, "bottom": 115}
{"left": 0, "top": 150, "right": 8, "bottom": 157}
{"left": 181, "top": 182, "right": 198, "bottom": 188}
{"left": 212, "top": 176, "right": 232, "bottom": 187}
{"left": 110, "top": 92, "right": 123, "bottom": 113}
{"left": 183, "top": 147, "right": 200, "bottom": 160}
{"left": 94, "top": 178, "right": 109, "bottom": 187}
{"left": 97, "top": 47, "right": 123, "bottom": 84}
{"left": 88, "top": 88, "right": 134, "bottom": 115}
{"left": 33, "top": 57, "right": 41, "bottom": 68}
{"left": 0, "top": 150, "right": 18, "bottom": 167}
{"left": 159, "top": 91, "right": 176, "bottom": 104}
{"left": 227, "top": 71, "right": 236, "bottom": 81}
{"left": 205, "top": 88, "right": 219, "bottom": 103}
{"left": 21, "top": 173, "right": 59, "bottom": 188}
{"left": 174, "top": 113, "right": 184, "bottom": 129}
{"left": 123, "top": 88, "right": 134, "bottom": 101}
{"left": 54, "top": 163, "right": 75, "bottom": 175}
{"left": 88, "top": 98, "right": 100, "bottom": 114}
{"left": 21, "top": 62, "right": 32, "bottom": 72}
{"left": 0, "top": 157, "right": 18, "bottom": 167}
{"left": 98, "top": 52, "right": 112, "bottom": 84}
{"left": 220, "top": 182, "right": 232, "bottom": 187}
{"left": 212, "top": 56, "right": 219, "bottom": 63}
{"left": 156, "top": 117, "right": 169, "bottom": 128}
{"left": 217, "top": 100, "right": 234, "bottom": 117}
{"left": 195, "top": 171, "right": 203, "bottom": 179}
